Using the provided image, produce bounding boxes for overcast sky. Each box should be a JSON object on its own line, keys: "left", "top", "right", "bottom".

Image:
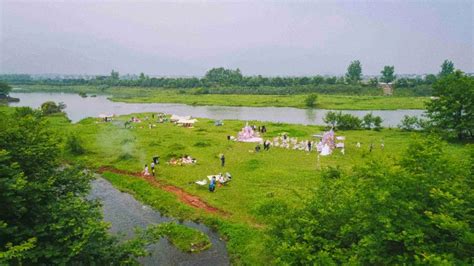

{"left": 1, "top": 1, "right": 473, "bottom": 76}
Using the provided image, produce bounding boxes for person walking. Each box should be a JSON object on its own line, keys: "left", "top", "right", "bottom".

{"left": 220, "top": 154, "right": 225, "bottom": 167}
{"left": 150, "top": 162, "right": 155, "bottom": 176}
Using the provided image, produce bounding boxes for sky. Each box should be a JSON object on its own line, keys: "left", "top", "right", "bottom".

{"left": 1, "top": 1, "right": 473, "bottom": 76}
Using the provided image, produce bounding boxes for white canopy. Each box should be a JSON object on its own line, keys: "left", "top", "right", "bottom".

{"left": 177, "top": 119, "right": 197, "bottom": 124}
{"left": 170, "top": 114, "right": 191, "bottom": 122}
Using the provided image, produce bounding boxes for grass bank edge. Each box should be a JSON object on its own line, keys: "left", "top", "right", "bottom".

{"left": 101, "top": 171, "right": 269, "bottom": 265}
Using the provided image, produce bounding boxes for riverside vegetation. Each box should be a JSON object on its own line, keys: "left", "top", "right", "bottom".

{"left": 5, "top": 59, "right": 454, "bottom": 110}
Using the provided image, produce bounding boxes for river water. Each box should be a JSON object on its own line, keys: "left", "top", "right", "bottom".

{"left": 9, "top": 92, "right": 424, "bottom": 127}
{"left": 89, "top": 177, "right": 229, "bottom": 266}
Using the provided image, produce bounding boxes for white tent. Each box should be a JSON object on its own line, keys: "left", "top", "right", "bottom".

{"left": 170, "top": 114, "right": 191, "bottom": 122}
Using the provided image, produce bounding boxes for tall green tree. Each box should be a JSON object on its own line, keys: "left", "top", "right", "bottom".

{"left": 0, "top": 81, "right": 12, "bottom": 97}
{"left": 439, "top": 60, "right": 455, "bottom": 77}
{"left": 110, "top": 69, "right": 120, "bottom": 80}
{"left": 380, "top": 65, "right": 396, "bottom": 83}
{"left": 0, "top": 108, "right": 148, "bottom": 264}
{"left": 345, "top": 60, "right": 362, "bottom": 83}
{"left": 426, "top": 71, "right": 474, "bottom": 139}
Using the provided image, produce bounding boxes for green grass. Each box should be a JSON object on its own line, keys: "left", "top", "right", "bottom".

{"left": 43, "top": 111, "right": 468, "bottom": 264}
{"left": 152, "top": 222, "right": 211, "bottom": 253}
{"left": 15, "top": 84, "right": 428, "bottom": 110}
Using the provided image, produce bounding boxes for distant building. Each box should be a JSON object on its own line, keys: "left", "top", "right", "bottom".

{"left": 379, "top": 82, "right": 393, "bottom": 95}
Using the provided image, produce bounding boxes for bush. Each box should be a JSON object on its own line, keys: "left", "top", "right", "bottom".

{"left": 398, "top": 115, "right": 424, "bottom": 131}
{"left": 324, "top": 111, "right": 362, "bottom": 130}
{"left": 40, "top": 101, "right": 66, "bottom": 115}
{"left": 304, "top": 94, "right": 318, "bottom": 108}
{"left": 321, "top": 166, "right": 343, "bottom": 179}
{"left": 362, "top": 112, "right": 383, "bottom": 130}
{"left": 66, "top": 135, "right": 85, "bottom": 155}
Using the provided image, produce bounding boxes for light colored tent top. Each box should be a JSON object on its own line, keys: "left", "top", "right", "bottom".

{"left": 177, "top": 119, "right": 197, "bottom": 124}
{"left": 170, "top": 114, "right": 191, "bottom": 121}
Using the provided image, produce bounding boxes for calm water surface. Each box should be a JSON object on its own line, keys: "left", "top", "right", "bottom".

{"left": 10, "top": 92, "right": 424, "bottom": 127}
{"left": 89, "top": 177, "right": 229, "bottom": 266}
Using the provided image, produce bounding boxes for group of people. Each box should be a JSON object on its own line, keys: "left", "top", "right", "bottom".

{"left": 270, "top": 135, "right": 316, "bottom": 152}
{"left": 142, "top": 156, "right": 160, "bottom": 176}
{"left": 255, "top": 140, "right": 272, "bottom": 152}
{"left": 208, "top": 172, "right": 232, "bottom": 192}
{"left": 356, "top": 142, "right": 384, "bottom": 152}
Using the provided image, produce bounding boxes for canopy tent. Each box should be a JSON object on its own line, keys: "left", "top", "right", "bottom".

{"left": 170, "top": 114, "right": 191, "bottom": 122}
{"left": 176, "top": 118, "right": 197, "bottom": 128}
{"left": 237, "top": 123, "right": 262, "bottom": 143}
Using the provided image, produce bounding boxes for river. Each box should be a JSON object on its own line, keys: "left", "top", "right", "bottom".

{"left": 9, "top": 92, "right": 424, "bottom": 127}
{"left": 89, "top": 177, "right": 229, "bottom": 265}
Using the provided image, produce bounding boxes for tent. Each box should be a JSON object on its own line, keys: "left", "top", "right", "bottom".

{"left": 176, "top": 118, "right": 197, "bottom": 127}
{"left": 170, "top": 114, "right": 191, "bottom": 122}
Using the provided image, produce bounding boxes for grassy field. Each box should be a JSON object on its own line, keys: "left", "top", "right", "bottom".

{"left": 14, "top": 84, "right": 428, "bottom": 110}
{"left": 31, "top": 109, "right": 467, "bottom": 264}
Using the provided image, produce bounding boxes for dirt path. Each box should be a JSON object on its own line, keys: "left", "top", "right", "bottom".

{"left": 97, "top": 166, "right": 229, "bottom": 216}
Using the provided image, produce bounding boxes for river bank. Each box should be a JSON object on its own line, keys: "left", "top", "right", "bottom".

{"left": 9, "top": 92, "right": 424, "bottom": 126}
{"left": 14, "top": 85, "right": 429, "bottom": 110}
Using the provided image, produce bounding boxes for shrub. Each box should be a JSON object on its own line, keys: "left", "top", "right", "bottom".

{"left": 66, "top": 135, "right": 85, "bottom": 155}
{"left": 304, "top": 94, "right": 318, "bottom": 108}
{"left": 398, "top": 115, "right": 426, "bottom": 131}
{"left": 324, "top": 111, "right": 362, "bottom": 130}
{"left": 40, "top": 101, "right": 65, "bottom": 115}
{"left": 321, "top": 166, "right": 343, "bottom": 179}
{"left": 362, "top": 112, "right": 383, "bottom": 130}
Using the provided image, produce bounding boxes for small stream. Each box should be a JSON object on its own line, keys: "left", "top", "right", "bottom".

{"left": 88, "top": 177, "right": 229, "bottom": 266}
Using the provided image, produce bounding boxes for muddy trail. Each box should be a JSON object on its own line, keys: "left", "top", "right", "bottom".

{"left": 97, "top": 166, "right": 229, "bottom": 216}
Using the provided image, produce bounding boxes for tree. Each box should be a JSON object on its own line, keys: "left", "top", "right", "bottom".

{"left": 267, "top": 137, "right": 473, "bottom": 264}
{"left": 345, "top": 60, "right": 362, "bottom": 83}
{"left": 362, "top": 112, "right": 383, "bottom": 130}
{"left": 0, "top": 109, "right": 149, "bottom": 264}
{"left": 40, "top": 101, "right": 65, "bottom": 115}
{"left": 426, "top": 71, "right": 474, "bottom": 140}
{"left": 368, "top": 77, "right": 378, "bottom": 87}
{"left": 110, "top": 69, "right": 119, "bottom": 80}
{"left": 424, "top": 74, "right": 437, "bottom": 84}
{"left": 0, "top": 81, "right": 12, "bottom": 97}
{"left": 439, "top": 60, "right": 454, "bottom": 78}
{"left": 204, "top": 67, "right": 243, "bottom": 86}
{"left": 305, "top": 94, "right": 318, "bottom": 108}
{"left": 380, "top": 65, "right": 396, "bottom": 83}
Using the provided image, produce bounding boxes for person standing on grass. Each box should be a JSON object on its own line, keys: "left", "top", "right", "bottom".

{"left": 220, "top": 154, "right": 225, "bottom": 167}
{"left": 307, "top": 141, "right": 312, "bottom": 152}
{"left": 209, "top": 176, "right": 216, "bottom": 192}
{"left": 150, "top": 162, "right": 155, "bottom": 176}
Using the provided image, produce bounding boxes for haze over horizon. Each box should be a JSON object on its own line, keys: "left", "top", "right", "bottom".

{"left": 1, "top": 1, "right": 473, "bottom": 76}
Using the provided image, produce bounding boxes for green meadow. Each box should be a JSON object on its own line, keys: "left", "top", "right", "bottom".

{"left": 35, "top": 109, "right": 468, "bottom": 264}
{"left": 15, "top": 85, "right": 428, "bottom": 110}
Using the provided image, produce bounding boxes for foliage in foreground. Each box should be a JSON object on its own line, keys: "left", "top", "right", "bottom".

{"left": 0, "top": 108, "right": 149, "bottom": 264}
{"left": 267, "top": 137, "right": 473, "bottom": 265}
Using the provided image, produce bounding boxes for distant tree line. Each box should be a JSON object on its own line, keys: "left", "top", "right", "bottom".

{"left": 0, "top": 60, "right": 459, "bottom": 96}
